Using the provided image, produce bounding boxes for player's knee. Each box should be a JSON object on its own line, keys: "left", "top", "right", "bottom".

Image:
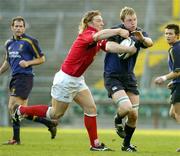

{"left": 175, "top": 114, "right": 180, "bottom": 124}
{"left": 8, "top": 104, "right": 16, "bottom": 114}
{"left": 53, "top": 113, "right": 64, "bottom": 119}
{"left": 126, "top": 110, "right": 138, "bottom": 125}
{"left": 169, "top": 111, "right": 175, "bottom": 119}
{"left": 118, "top": 104, "right": 132, "bottom": 115}
{"left": 46, "top": 107, "right": 64, "bottom": 120}
{"left": 129, "top": 112, "right": 138, "bottom": 122}
{"left": 83, "top": 104, "right": 97, "bottom": 115}
{"left": 115, "top": 96, "right": 132, "bottom": 113}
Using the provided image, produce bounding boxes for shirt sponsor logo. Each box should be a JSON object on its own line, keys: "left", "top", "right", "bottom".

{"left": 9, "top": 51, "right": 21, "bottom": 58}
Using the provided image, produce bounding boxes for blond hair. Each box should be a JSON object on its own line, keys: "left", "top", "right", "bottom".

{"left": 78, "top": 10, "right": 101, "bottom": 34}
{"left": 120, "top": 6, "right": 136, "bottom": 21}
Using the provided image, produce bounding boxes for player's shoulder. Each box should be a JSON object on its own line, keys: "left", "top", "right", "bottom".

{"left": 22, "top": 34, "right": 38, "bottom": 43}
{"left": 4, "top": 38, "right": 13, "bottom": 47}
{"left": 174, "top": 40, "right": 180, "bottom": 46}
{"left": 111, "top": 23, "right": 124, "bottom": 29}
{"left": 173, "top": 41, "right": 180, "bottom": 50}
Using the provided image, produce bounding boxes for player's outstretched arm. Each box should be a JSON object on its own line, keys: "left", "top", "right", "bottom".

{"left": 93, "top": 28, "right": 129, "bottom": 41}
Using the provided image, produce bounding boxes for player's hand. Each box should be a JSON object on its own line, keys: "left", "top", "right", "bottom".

{"left": 131, "top": 31, "right": 144, "bottom": 42}
{"left": 154, "top": 76, "right": 167, "bottom": 85}
{"left": 118, "top": 28, "right": 129, "bottom": 38}
{"left": 19, "top": 60, "right": 29, "bottom": 68}
{"left": 167, "top": 81, "right": 173, "bottom": 89}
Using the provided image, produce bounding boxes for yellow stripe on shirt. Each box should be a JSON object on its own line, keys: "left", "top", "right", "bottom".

{"left": 20, "top": 38, "right": 40, "bottom": 58}
{"left": 169, "top": 47, "right": 174, "bottom": 63}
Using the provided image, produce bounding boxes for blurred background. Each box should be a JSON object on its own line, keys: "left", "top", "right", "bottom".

{"left": 0, "top": 0, "right": 179, "bottom": 129}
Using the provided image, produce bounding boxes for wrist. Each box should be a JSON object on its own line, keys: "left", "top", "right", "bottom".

{"left": 161, "top": 75, "right": 167, "bottom": 81}
{"left": 141, "top": 37, "right": 145, "bottom": 43}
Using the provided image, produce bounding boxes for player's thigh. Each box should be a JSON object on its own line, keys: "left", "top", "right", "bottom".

{"left": 9, "top": 74, "right": 33, "bottom": 99}
{"left": 127, "top": 91, "right": 139, "bottom": 105}
{"left": 74, "top": 89, "right": 96, "bottom": 114}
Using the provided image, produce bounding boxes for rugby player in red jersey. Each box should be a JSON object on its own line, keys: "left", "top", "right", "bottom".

{"left": 13, "top": 10, "right": 137, "bottom": 150}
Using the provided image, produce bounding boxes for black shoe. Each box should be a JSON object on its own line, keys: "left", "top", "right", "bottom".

{"left": 115, "top": 123, "right": 126, "bottom": 138}
{"left": 90, "top": 143, "right": 114, "bottom": 151}
{"left": 2, "top": 139, "right": 21, "bottom": 145}
{"left": 121, "top": 144, "right": 137, "bottom": 152}
{"left": 176, "top": 148, "right": 180, "bottom": 152}
{"left": 48, "top": 120, "right": 58, "bottom": 139}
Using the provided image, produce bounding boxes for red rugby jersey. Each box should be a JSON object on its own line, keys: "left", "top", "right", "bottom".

{"left": 61, "top": 26, "right": 106, "bottom": 77}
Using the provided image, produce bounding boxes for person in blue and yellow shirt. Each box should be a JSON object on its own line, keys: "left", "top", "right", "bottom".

{"left": 0, "top": 16, "right": 57, "bottom": 145}
{"left": 154, "top": 24, "right": 180, "bottom": 152}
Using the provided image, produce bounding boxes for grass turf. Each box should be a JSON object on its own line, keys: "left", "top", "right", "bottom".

{"left": 0, "top": 127, "right": 180, "bottom": 156}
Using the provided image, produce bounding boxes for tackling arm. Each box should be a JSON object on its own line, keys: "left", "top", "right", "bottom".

{"left": 93, "top": 28, "right": 129, "bottom": 42}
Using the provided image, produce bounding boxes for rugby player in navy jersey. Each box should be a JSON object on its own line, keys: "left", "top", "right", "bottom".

{"left": 0, "top": 16, "right": 57, "bottom": 145}
{"left": 11, "top": 10, "right": 137, "bottom": 150}
{"left": 104, "top": 7, "right": 153, "bottom": 152}
{"left": 154, "top": 24, "right": 180, "bottom": 152}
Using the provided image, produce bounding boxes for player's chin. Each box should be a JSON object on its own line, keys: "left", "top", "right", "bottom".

{"left": 130, "top": 27, "right": 136, "bottom": 32}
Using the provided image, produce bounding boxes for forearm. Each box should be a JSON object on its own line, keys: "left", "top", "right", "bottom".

{"left": 141, "top": 37, "right": 153, "bottom": 47}
{"left": 0, "top": 61, "right": 9, "bottom": 75}
{"left": 106, "top": 41, "right": 136, "bottom": 54}
{"left": 163, "top": 71, "right": 180, "bottom": 81}
{"left": 27, "top": 56, "right": 46, "bottom": 66}
{"left": 93, "top": 28, "right": 126, "bottom": 41}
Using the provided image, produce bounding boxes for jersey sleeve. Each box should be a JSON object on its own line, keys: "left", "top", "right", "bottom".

{"left": 82, "top": 30, "right": 95, "bottom": 44}
{"left": 4, "top": 39, "right": 11, "bottom": 61}
{"left": 171, "top": 46, "right": 180, "bottom": 72}
{"left": 99, "top": 39, "right": 107, "bottom": 51}
{"left": 31, "top": 39, "right": 44, "bottom": 58}
{"left": 4, "top": 39, "right": 11, "bottom": 51}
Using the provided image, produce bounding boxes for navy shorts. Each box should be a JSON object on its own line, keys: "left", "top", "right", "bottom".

{"left": 104, "top": 73, "right": 139, "bottom": 98}
{"left": 170, "top": 83, "right": 180, "bottom": 104}
{"left": 9, "top": 74, "right": 34, "bottom": 99}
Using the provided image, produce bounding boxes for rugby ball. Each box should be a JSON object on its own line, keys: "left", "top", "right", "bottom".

{"left": 118, "top": 37, "right": 135, "bottom": 59}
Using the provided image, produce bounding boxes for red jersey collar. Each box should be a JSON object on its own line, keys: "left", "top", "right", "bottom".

{"left": 86, "top": 26, "right": 98, "bottom": 32}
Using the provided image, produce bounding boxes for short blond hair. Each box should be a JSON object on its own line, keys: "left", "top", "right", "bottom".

{"left": 120, "top": 6, "right": 136, "bottom": 21}
{"left": 78, "top": 10, "right": 101, "bottom": 34}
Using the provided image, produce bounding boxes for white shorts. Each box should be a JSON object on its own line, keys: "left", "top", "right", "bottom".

{"left": 51, "top": 70, "right": 89, "bottom": 103}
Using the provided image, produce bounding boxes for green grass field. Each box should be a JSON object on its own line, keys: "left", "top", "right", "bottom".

{"left": 0, "top": 127, "right": 180, "bottom": 156}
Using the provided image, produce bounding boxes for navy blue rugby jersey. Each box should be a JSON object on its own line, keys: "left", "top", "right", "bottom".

{"left": 5, "top": 34, "right": 44, "bottom": 76}
{"left": 104, "top": 24, "right": 149, "bottom": 75}
{"left": 168, "top": 40, "right": 180, "bottom": 83}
